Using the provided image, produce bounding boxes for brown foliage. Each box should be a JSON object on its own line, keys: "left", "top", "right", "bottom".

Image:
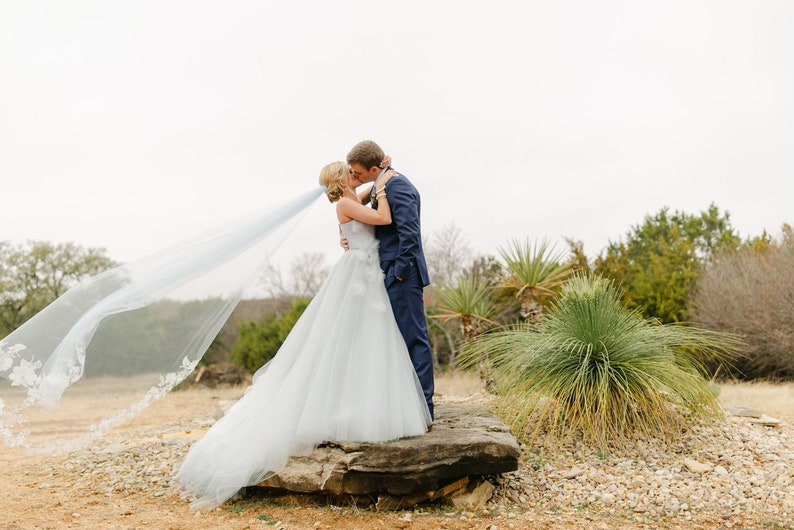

{"left": 691, "top": 230, "right": 794, "bottom": 379}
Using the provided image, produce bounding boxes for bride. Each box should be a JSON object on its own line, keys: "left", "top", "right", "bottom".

{"left": 175, "top": 160, "right": 432, "bottom": 509}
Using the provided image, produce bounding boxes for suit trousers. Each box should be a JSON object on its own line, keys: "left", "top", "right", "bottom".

{"left": 383, "top": 261, "right": 435, "bottom": 420}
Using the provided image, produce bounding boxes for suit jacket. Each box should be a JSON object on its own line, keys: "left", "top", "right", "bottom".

{"left": 372, "top": 172, "right": 431, "bottom": 288}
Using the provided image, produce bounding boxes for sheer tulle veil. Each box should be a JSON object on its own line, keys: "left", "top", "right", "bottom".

{"left": 0, "top": 187, "right": 325, "bottom": 453}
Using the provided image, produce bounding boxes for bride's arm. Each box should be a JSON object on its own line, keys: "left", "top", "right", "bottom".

{"left": 338, "top": 184, "right": 392, "bottom": 225}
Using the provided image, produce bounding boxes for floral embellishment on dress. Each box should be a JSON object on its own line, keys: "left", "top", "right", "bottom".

{"left": 0, "top": 342, "right": 42, "bottom": 397}
{"left": 371, "top": 301, "right": 389, "bottom": 313}
{"left": 158, "top": 356, "right": 196, "bottom": 388}
{"left": 8, "top": 358, "right": 42, "bottom": 388}
{"left": 84, "top": 356, "right": 198, "bottom": 439}
{"left": 351, "top": 281, "right": 366, "bottom": 297}
{"left": 0, "top": 354, "right": 12, "bottom": 373}
{"left": 0, "top": 342, "right": 26, "bottom": 373}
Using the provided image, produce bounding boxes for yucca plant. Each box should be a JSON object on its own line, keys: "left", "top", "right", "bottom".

{"left": 460, "top": 274, "right": 741, "bottom": 450}
{"left": 498, "top": 238, "right": 571, "bottom": 324}
{"left": 432, "top": 274, "right": 498, "bottom": 388}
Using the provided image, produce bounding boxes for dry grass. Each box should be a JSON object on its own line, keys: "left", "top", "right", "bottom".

{"left": 435, "top": 369, "right": 485, "bottom": 399}
{"left": 717, "top": 380, "right": 794, "bottom": 421}
{"left": 438, "top": 369, "right": 794, "bottom": 423}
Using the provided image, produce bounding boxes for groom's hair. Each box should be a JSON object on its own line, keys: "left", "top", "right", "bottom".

{"left": 347, "top": 140, "right": 384, "bottom": 170}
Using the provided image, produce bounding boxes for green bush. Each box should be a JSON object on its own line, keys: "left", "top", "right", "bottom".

{"left": 594, "top": 204, "right": 740, "bottom": 323}
{"left": 0, "top": 240, "right": 116, "bottom": 335}
{"left": 461, "top": 275, "right": 741, "bottom": 449}
{"left": 232, "top": 297, "right": 311, "bottom": 373}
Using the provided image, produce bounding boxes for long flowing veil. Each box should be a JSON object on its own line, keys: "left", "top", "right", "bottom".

{"left": 0, "top": 187, "right": 325, "bottom": 453}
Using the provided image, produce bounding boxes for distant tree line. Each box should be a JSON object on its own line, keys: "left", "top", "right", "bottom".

{"left": 0, "top": 241, "right": 116, "bottom": 337}
{"left": 2, "top": 205, "right": 791, "bottom": 381}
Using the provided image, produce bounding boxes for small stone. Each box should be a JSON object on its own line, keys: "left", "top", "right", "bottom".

{"left": 562, "top": 468, "right": 585, "bottom": 479}
{"left": 748, "top": 415, "right": 782, "bottom": 426}
{"left": 725, "top": 406, "right": 763, "bottom": 418}
{"left": 713, "top": 466, "right": 729, "bottom": 477}
{"left": 683, "top": 458, "right": 713, "bottom": 474}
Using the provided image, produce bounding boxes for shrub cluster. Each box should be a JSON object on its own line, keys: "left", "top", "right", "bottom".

{"left": 231, "top": 297, "right": 310, "bottom": 373}
{"left": 691, "top": 233, "right": 794, "bottom": 379}
{"left": 461, "top": 275, "right": 738, "bottom": 448}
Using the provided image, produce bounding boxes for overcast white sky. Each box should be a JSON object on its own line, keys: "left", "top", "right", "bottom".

{"left": 1, "top": 1, "right": 792, "bottom": 273}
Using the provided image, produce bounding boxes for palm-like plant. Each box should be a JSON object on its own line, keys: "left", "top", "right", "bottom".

{"left": 460, "top": 274, "right": 741, "bottom": 449}
{"left": 498, "top": 238, "right": 571, "bottom": 324}
{"left": 433, "top": 274, "right": 498, "bottom": 389}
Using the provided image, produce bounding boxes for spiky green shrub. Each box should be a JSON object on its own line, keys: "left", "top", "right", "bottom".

{"left": 461, "top": 275, "right": 741, "bottom": 449}
{"left": 432, "top": 273, "right": 498, "bottom": 387}
{"left": 433, "top": 274, "right": 497, "bottom": 341}
{"left": 498, "top": 238, "right": 571, "bottom": 323}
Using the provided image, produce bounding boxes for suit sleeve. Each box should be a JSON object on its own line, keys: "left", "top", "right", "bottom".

{"left": 387, "top": 178, "right": 421, "bottom": 280}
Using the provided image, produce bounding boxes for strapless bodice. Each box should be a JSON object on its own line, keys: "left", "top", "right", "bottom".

{"left": 340, "top": 220, "right": 379, "bottom": 253}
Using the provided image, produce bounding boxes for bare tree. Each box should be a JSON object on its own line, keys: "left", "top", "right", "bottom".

{"left": 289, "top": 252, "right": 329, "bottom": 298}
{"left": 424, "top": 222, "right": 476, "bottom": 286}
{"left": 691, "top": 225, "right": 794, "bottom": 379}
{"left": 258, "top": 259, "right": 289, "bottom": 300}
{"left": 258, "top": 251, "right": 329, "bottom": 300}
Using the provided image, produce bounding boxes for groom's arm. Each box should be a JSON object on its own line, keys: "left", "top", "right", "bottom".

{"left": 387, "top": 178, "right": 421, "bottom": 282}
{"left": 357, "top": 186, "right": 372, "bottom": 206}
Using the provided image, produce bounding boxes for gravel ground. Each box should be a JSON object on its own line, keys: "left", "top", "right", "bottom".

{"left": 48, "top": 396, "right": 794, "bottom": 528}
{"left": 491, "top": 416, "right": 793, "bottom": 527}
{"left": 3, "top": 380, "right": 793, "bottom": 529}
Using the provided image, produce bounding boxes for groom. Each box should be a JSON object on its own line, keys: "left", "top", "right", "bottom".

{"left": 346, "top": 140, "right": 435, "bottom": 421}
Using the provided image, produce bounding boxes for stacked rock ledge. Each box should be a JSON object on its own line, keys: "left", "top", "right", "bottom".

{"left": 255, "top": 402, "right": 520, "bottom": 507}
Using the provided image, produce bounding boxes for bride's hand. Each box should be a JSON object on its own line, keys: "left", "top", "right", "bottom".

{"left": 379, "top": 155, "right": 392, "bottom": 169}
{"left": 375, "top": 170, "right": 398, "bottom": 191}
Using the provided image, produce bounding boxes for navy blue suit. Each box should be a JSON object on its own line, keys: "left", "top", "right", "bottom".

{"left": 372, "top": 172, "right": 434, "bottom": 419}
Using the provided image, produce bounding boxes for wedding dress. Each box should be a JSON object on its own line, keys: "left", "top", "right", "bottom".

{"left": 175, "top": 220, "right": 432, "bottom": 509}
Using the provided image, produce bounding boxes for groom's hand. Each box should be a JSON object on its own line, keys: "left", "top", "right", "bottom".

{"left": 338, "top": 224, "right": 350, "bottom": 251}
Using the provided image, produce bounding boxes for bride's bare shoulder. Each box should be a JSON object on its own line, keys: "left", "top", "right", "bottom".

{"left": 335, "top": 197, "right": 359, "bottom": 222}
{"left": 337, "top": 196, "right": 364, "bottom": 210}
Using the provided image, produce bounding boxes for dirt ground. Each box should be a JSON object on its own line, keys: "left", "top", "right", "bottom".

{"left": 1, "top": 374, "right": 792, "bottom": 530}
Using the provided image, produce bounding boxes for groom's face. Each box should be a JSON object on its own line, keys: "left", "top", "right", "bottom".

{"left": 345, "top": 166, "right": 363, "bottom": 188}
{"left": 350, "top": 163, "right": 380, "bottom": 184}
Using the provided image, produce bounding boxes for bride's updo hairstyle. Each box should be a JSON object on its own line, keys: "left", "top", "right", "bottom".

{"left": 319, "top": 161, "right": 347, "bottom": 203}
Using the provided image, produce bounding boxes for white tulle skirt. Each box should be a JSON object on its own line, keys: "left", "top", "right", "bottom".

{"left": 175, "top": 246, "right": 432, "bottom": 509}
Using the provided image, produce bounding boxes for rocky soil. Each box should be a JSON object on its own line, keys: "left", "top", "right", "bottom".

{"left": 1, "top": 377, "right": 792, "bottom": 529}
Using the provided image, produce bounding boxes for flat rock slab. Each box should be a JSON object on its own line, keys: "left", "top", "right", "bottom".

{"left": 256, "top": 402, "right": 520, "bottom": 498}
